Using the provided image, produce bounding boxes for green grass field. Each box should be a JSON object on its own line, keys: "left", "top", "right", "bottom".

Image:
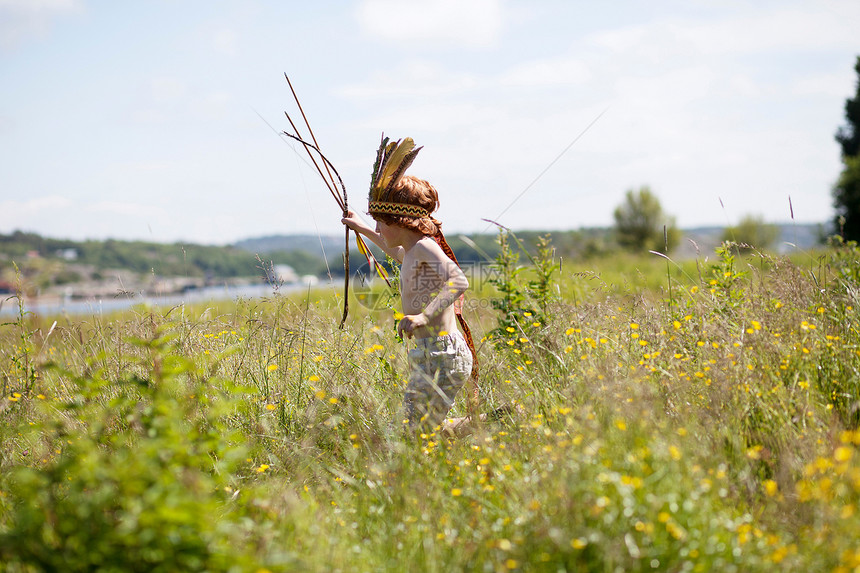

{"left": 2, "top": 238, "right": 860, "bottom": 572}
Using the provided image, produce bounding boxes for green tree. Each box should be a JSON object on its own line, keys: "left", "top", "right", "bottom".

{"left": 722, "top": 214, "right": 780, "bottom": 252}
{"left": 612, "top": 186, "right": 679, "bottom": 253}
{"left": 834, "top": 56, "right": 860, "bottom": 240}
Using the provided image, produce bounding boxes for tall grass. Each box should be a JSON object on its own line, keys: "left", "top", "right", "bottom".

{"left": 1, "top": 239, "right": 860, "bottom": 571}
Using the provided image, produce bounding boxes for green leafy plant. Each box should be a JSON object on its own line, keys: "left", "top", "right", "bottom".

{"left": 1, "top": 266, "right": 38, "bottom": 398}
{"left": 487, "top": 229, "right": 528, "bottom": 338}
{"left": 0, "top": 326, "right": 257, "bottom": 572}
{"left": 706, "top": 242, "right": 749, "bottom": 311}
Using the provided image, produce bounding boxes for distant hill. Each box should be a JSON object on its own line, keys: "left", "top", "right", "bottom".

{"left": 0, "top": 223, "right": 829, "bottom": 295}
{"left": 233, "top": 234, "right": 343, "bottom": 258}
{"left": 0, "top": 230, "right": 259, "bottom": 278}
{"left": 676, "top": 223, "right": 825, "bottom": 258}
{"left": 234, "top": 222, "right": 827, "bottom": 262}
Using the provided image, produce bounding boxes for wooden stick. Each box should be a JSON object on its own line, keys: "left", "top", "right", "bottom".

{"left": 283, "top": 113, "right": 344, "bottom": 211}
{"left": 280, "top": 122, "right": 351, "bottom": 328}
{"left": 285, "top": 74, "right": 341, "bottom": 199}
{"left": 280, "top": 132, "right": 349, "bottom": 209}
{"left": 341, "top": 226, "right": 349, "bottom": 328}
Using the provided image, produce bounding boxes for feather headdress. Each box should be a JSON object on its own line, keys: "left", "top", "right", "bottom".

{"left": 368, "top": 135, "right": 427, "bottom": 218}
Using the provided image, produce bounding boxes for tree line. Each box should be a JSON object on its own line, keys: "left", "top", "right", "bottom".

{"left": 0, "top": 231, "right": 329, "bottom": 281}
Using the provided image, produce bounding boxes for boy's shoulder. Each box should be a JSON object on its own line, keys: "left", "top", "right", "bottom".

{"left": 406, "top": 236, "right": 445, "bottom": 259}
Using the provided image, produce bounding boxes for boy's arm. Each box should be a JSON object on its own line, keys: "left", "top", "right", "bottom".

{"left": 341, "top": 210, "right": 404, "bottom": 262}
{"left": 397, "top": 240, "right": 469, "bottom": 337}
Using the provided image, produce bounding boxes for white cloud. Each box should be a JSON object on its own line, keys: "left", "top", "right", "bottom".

{"left": 112, "top": 160, "right": 176, "bottom": 174}
{"left": 0, "top": 114, "right": 14, "bottom": 133}
{"left": 499, "top": 58, "right": 592, "bottom": 87}
{"left": 128, "top": 108, "right": 168, "bottom": 125}
{"left": 356, "top": 0, "right": 503, "bottom": 48}
{"left": 196, "top": 91, "right": 234, "bottom": 120}
{"left": 0, "top": 195, "right": 72, "bottom": 213}
{"left": 338, "top": 61, "right": 479, "bottom": 99}
{"left": 0, "top": 0, "right": 80, "bottom": 50}
{"left": 0, "top": 0, "right": 78, "bottom": 11}
{"left": 588, "top": 5, "right": 860, "bottom": 61}
{"left": 213, "top": 28, "right": 237, "bottom": 56}
{"left": 793, "top": 72, "right": 857, "bottom": 98}
{"left": 588, "top": 24, "right": 651, "bottom": 55}
{"left": 86, "top": 201, "right": 167, "bottom": 218}
{"left": 675, "top": 6, "right": 860, "bottom": 54}
{"left": 0, "top": 195, "right": 73, "bottom": 233}
{"left": 150, "top": 77, "right": 187, "bottom": 103}
{"left": 0, "top": 196, "right": 183, "bottom": 241}
{"left": 359, "top": 100, "right": 502, "bottom": 135}
{"left": 129, "top": 77, "right": 234, "bottom": 125}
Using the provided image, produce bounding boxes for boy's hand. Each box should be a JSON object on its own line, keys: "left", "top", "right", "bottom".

{"left": 397, "top": 313, "right": 428, "bottom": 339}
{"left": 341, "top": 210, "right": 364, "bottom": 232}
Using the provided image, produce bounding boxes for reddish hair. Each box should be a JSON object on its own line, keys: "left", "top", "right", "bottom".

{"left": 371, "top": 175, "right": 442, "bottom": 236}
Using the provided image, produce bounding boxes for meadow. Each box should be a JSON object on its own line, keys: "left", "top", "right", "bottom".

{"left": 1, "top": 233, "right": 860, "bottom": 572}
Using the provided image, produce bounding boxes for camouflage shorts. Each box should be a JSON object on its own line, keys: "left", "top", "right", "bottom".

{"left": 404, "top": 332, "right": 473, "bottom": 430}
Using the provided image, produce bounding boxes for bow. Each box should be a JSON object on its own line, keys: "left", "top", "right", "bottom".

{"left": 281, "top": 74, "right": 391, "bottom": 328}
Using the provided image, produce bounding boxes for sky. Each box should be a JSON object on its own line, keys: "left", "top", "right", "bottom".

{"left": 1, "top": 0, "right": 858, "bottom": 246}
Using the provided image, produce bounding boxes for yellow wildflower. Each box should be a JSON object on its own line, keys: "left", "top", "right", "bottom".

{"left": 835, "top": 446, "right": 853, "bottom": 463}
{"left": 764, "top": 480, "right": 778, "bottom": 496}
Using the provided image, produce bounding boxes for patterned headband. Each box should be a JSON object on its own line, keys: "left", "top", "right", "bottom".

{"left": 368, "top": 200, "right": 429, "bottom": 218}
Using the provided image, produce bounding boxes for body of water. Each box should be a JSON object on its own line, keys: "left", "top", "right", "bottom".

{"left": 0, "top": 283, "right": 307, "bottom": 318}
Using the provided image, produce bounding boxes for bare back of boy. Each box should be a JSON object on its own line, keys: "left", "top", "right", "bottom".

{"left": 398, "top": 236, "right": 464, "bottom": 339}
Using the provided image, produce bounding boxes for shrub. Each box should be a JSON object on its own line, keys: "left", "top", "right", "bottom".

{"left": 722, "top": 215, "right": 779, "bottom": 252}
{"left": 0, "top": 327, "right": 258, "bottom": 571}
{"left": 613, "top": 186, "right": 680, "bottom": 253}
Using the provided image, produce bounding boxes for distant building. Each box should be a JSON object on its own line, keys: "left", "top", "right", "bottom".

{"left": 57, "top": 248, "right": 78, "bottom": 261}
{"left": 269, "top": 264, "right": 298, "bottom": 284}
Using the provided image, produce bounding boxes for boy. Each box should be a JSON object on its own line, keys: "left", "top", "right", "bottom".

{"left": 341, "top": 136, "right": 476, "bottom": 432}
